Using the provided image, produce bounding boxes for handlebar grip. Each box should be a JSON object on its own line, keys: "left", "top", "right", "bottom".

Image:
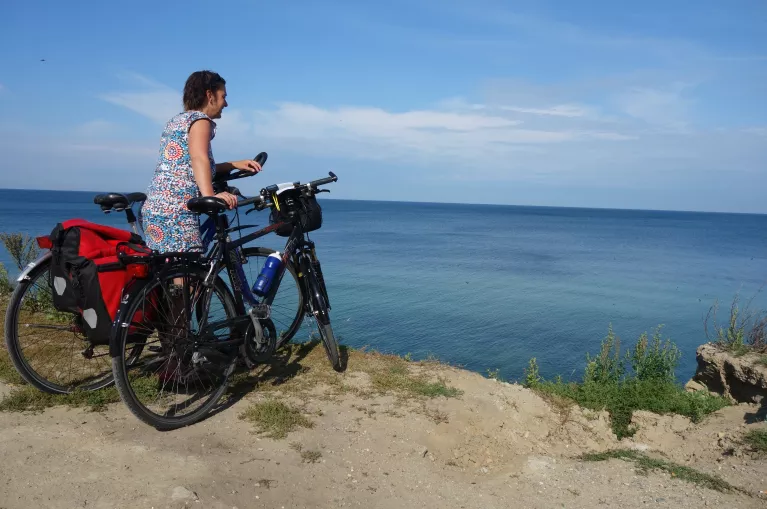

{"left": 254, "top": 151, "right": 267, "bottom": 166}
{"left": 309, "top": 171, "right": 338, "bottom": 188}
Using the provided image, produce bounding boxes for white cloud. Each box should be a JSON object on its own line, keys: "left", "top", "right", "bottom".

{"left": 498, "top": 104, "right": 592, "bottom": 118}
{"left": 613, "top": 83, "right": 694, "bottom": 131}
{"left": 245, "top": 102, "right": 634, "bottom": 167}
{"left": 312, "top": 104, "right": 519, "bottom": 131}
{"left": 742, "top": 127, "right": 767, "bottom": 137}
{"left": 100, "top": 75, "right": 181, "bottom": 124}
{"left": 95, "top": 77, "right": 635, "bottom": 169}
{"left": 73, "top": 119, "right": 120, "bottom": 136}
{"left": 66, "top": 142, "right": 156, "bottom": 157}
{"left": 85, "top": 71, "right": 764, "bottom": 201}
{"left": 101, "top": 89, "right": 180, "bottom": 124}
{"left": 436, "top": 97, "right": 487, "bottom": 111}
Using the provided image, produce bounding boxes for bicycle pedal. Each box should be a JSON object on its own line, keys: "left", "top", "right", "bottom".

{"left": 248, "top": 304, "right": 270, "bottom": 320}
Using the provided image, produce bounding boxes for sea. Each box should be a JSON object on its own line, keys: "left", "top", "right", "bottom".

{"left": 1, "top": 188, "right": 766, "bottom": 382}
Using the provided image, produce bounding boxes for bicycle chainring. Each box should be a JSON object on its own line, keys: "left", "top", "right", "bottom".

{"left": 243, "top": 316, "right": 276, "bottom": 365}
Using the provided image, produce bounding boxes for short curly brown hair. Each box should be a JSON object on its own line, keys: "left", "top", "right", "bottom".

{"left": 182, "top": 70, "right": 226, "bottom": 111}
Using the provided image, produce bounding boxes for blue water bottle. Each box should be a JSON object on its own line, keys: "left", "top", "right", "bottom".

{"left": 252, "top": 252, "right": 283, "bottom": 296}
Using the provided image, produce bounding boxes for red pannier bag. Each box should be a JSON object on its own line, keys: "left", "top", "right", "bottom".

{"left": 47, "top": 219, "right": 152, "bottom": 345}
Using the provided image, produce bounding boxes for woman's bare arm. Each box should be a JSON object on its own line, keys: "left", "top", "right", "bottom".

{"left": 188, "top": 119, "right": 215, "bottom": 197}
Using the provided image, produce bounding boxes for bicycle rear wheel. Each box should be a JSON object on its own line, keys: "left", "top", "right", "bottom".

{"left": 4, "top": 256, "right": 115, "bottom": 393}
{"left": 111, "top": 262, "right": 238, "bottom": 430}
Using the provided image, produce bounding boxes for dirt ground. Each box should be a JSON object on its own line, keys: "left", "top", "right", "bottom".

{"left": 0, "top": 344, "right": 765, "bottom": 509}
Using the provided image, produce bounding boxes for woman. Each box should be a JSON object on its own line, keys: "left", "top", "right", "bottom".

{"left": 142, "top": 70, "right": 262, "bottom": 253}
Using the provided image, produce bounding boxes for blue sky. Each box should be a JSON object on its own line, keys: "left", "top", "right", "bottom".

{"left": 0, "top": 0, "right": 765, "bottom": 212}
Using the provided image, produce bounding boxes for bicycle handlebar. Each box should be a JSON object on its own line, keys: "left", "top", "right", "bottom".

{"left": 238, "top": 194, "right": 267, "bottom": 209}
{"left": 213, "top": 152, "right": 268, "bottom": 184}
{"left": 237, "top": 171, "right": 339, "bottom": 212}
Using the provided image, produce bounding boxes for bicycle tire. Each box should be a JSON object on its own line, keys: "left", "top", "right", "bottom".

{"left": 4, "top": 257, "right": 116, "bottom": 394}
{"left": 111, "top": 263, "right": 238, "bottom": 430}
{"left": 305, "top": 263, "right": 343, "bottom": 372}
{"left": 239, "top": 247, "right": 304, "bottom": 349}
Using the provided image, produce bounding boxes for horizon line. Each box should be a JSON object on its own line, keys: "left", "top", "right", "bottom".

{"left": 0, "top": 187, "right": 764, "bottom": 217}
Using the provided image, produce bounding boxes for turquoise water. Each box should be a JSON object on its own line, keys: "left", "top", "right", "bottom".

{"left": 1, "top": 189, "right": 765, "bottom": 381}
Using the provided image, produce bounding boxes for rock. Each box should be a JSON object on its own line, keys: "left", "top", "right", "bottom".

{"left": 420, "top": 447, "right": 428, "bottom": 458}
{"left": 684, "top": 380, "right": 707, "bottom": 393}
{"left": 171, "top": 486, "right": 198, "bottom": 501}
{"left": 689, "top": 343, "right": 767, "bottom": 403}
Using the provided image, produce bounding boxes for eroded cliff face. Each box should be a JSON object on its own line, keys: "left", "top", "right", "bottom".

{"left": 688, "top": 343, "right": 767, "bottom": 404}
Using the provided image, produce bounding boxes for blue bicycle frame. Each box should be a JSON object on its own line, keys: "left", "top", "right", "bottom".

{"left": 135, "top": 200, "right": 291, "bottom": 312}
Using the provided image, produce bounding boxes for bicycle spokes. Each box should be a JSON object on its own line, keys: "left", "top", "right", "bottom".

{"left": 117, "top": 270, "right": 235, "bottom": 420}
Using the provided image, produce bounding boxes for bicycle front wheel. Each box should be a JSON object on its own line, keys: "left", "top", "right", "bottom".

{"left": 304, "top": 261, "right": 342, "bottom": 372}
{"left": 111, "top": 262, "right": 238, "bottom": 430}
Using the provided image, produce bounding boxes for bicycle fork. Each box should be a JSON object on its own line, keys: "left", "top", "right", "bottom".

{"left": 305, "top": 241, "right": 330, "bottom": 310}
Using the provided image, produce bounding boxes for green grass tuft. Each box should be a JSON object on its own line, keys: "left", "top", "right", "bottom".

{"left": 0, "top": 385, "right": 120, "bottom": 413}
{"left": 300, "top": 449, "right": 322, "bottom": 463}
{"left": 0, "top": 348, "right": 24, "bottom": 385}
{"left": 368, "top": 363, "right": 462, "bottom": 399}
{"left": 239, "top": 400, "right": 314, "bottom": 439}
{"left": 582, "top": 449, "right": 739, "bottom": 493}
{"left": 742, "top": 429, "right": 767, "bottom": 454}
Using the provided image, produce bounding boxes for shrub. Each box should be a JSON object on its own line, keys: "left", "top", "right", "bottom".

{"left": 523, "top": 357, "right": 541, "bottom": 388}
{"left": 0, "top": 262, "right": 12, "bottom": 297}
{"left": 629, "top": 326, "right": 680, "bottom": 384}
{"left": 583, "top": 325, "right": 624, "bottom": 385}
{"left": 705, "top": 292, "right": 767, "bottom": 354}
{"left": 528, "top": 325, "right": 729, "bottom": 439}
{"left": 0, "top": 232, "right": 39, "bottom": 272}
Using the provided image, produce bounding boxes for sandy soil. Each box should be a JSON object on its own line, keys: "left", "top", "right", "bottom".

{"left": 0, "top": 346, "right": 765, "bottom": 509}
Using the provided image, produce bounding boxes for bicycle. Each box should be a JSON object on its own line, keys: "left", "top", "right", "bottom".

{"left": 3, "top": 153, "right": 304, "bottom": 394}
{"left": 109, "top": 171, "right": 341, "bottom": 429}
{"left": 3, "top": 192, "right": 151, "bottom": 394}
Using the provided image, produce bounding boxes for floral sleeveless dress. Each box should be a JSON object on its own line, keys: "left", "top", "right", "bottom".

{"left": 141, "top": 111, "right": 216, "bottom": 253}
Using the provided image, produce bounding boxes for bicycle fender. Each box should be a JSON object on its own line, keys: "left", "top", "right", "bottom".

{"left": 16, "top": 251, "right": 52, "bottom": 282}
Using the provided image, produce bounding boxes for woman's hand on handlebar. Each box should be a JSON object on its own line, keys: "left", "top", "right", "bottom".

{"left": 231, "top": 159, "right": 263, "bottom": 173}
{"left": 215, "top": 191, "right": 238, "bottom": 209}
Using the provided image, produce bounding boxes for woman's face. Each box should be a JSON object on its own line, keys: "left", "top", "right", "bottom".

{"left": 206, "top": 86, "right": 228, "bottom": 119}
